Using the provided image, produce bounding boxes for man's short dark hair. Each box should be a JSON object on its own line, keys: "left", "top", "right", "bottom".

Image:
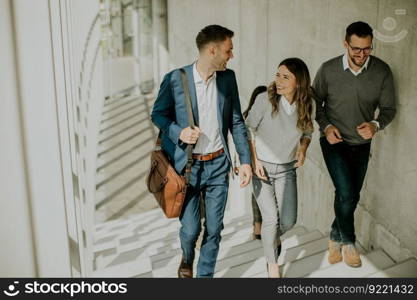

{"left": 196, "top": 25, "right": 234, "bottom": 51}
{"left": 345, "top": 21, "right": 373, "bottom": 41}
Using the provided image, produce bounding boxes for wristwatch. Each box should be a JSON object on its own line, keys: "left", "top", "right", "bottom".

{"left": 371, "top": 120, "right": 380, "bottom": 132}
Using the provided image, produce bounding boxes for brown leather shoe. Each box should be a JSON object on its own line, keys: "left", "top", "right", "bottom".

{"left": 342, "top": 244, "right": 362, "bottom": 268}
{"left": 177, "top": 258, "right": 193, "bottom": 278}
{"left": 328, "top": 240, "right": 343, "bottom": 264}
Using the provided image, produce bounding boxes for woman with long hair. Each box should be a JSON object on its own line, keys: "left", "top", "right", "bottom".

{"left": 245, "top": 58, "right": 315, "bottom": 278}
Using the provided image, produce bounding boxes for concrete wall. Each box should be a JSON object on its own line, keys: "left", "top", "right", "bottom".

{"left": 167, "top": 0, "right": 417, "bottom": 260}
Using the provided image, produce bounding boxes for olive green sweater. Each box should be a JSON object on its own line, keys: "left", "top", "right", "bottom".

{"left": 313, "top": 55, "right": 396, "bottom": 145}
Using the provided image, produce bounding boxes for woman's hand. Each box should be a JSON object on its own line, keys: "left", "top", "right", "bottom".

{"left": 294, "top": 147, "right": 307, "bottom": 168}
{"left": 294, "top": 137, "right": 310, "bottom": 168}
{"left": 252, "top": 159, "right": 267, "bottom": 180}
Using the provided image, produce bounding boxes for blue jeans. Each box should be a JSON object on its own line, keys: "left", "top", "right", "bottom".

{"left": 320, "top": 137, "right": 371, "bottom": 244}
{"left": 179, "top": 152, "right": 230, "bottom": 278}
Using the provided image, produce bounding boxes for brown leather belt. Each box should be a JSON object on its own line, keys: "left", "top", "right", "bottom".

{"left": 192, "top": 148, "right": 225, "bottom": 161}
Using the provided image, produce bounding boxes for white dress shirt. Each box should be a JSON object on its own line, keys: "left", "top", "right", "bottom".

{"left": 192, "top": 62, "right": 223, "bottom": 154}
{"left": 281, "top": 95, "right": 296, "bottom": 115}
{"left": 342, "top": 53, "right": 370, "bottom": 76}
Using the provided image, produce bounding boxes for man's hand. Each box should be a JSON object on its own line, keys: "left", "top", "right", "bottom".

{"left": 294, "top": 147, "right": 307, "bottom": 168}
{"left": 324, "top": 125, "right": 343, "bottom": 144}
{"left": 179, "top": 126, "right": 201, "bottom": 144}
{"left": 356, "top": 122, "right": 377, "bottom": 140}
{"left": 252, "top": 159, "right": 267, "bottom": 180}
{"left": 239, "top": 164, "right": 252, "bottom": 188}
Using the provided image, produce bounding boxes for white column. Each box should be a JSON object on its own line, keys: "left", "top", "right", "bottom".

{"left": 137, "top": 0, "right": 154, "bottom": 94}
{"left": 64, "top": 0, "right": 104, "bottom": 276}
{"left": 0, "top": 0, "right": 72, "bottom": 276}
{"left": 152, "top": 0, "right": 169, "bottom": 88}
{"left": 130, "top": 4, "right": 141, "bottom": 95}
{"left": 0, "top": 0, "right": 37, "bottom": 277}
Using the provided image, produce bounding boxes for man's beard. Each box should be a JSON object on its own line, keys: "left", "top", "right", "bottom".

{"left": 350, "top": 54, "right": 367, "bottom": 67}
{"left": 213, "top": 57, "right": 227, "bottom": 71}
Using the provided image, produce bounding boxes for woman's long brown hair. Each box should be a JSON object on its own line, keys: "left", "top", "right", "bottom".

{"left": 267, "top": 58, "right": 314, "bottom": 133}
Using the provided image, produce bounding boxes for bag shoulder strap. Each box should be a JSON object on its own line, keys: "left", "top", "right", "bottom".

{"left": 179, "top": 68, "right": 194, "bottom": 184}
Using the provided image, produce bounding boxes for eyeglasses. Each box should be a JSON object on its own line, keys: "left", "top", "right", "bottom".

{"left": 348, "top": 44, "right": 373, "bottom": 55}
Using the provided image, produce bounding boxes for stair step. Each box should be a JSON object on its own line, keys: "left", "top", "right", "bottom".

{"left": 94, "top": 219, "right": 174, "bottom": 247}
{"left": 367, "top": 258, "right": 417, "bottom": 277}
{"left": 101, "top": 96, "right": 143, "bottom": 119}
{"left": 91, "top": 257, "right": 151, "bottom": 278}
{"left": 100, "top": 101, "right": 146, "bottom": 126}
{"left": 94, "top": 211, "right": 252, "bottom": 239}
{"left": 94, "top": 213, "right": 253, "bottom": 245}
{"left": 94, "top": 220, "right": 307, "bottom": 273}
{"left": 150, "top": 226, "right": 268, "bottom": 276}
{"left": 96, "top": 131, "right": 154, "bottom": 171}
{"left": 95, "top": 220, "right": 254, "bottom": 269}
{"left": 96, "top": 141, "right": 153, "bottom": 182}
{"left": 94, "top": 210, "right": 170, "bottom": 237}
{"left": 151, "top": 254, "right": 183, "bottom": 278}
{"left": 111, "top": 216, "right": 249, "bottom": 248}
{"left": 306, "top": 249, "right": 395, "bottom": 278}
{"left": 95, "top": 231, "right": 181, "bottom": 270}
{"left": 142, "top": 220, "right": 300, "bottom": 259}
{"left": 95, "top": 185, "right": 156, "bottom": 222}
{"left": 147, "top": 226, "right": 259, "bottom": 270}
{"left": 283, "top": 230, "right": 323, "bottom": 249}
{"left": 134, "top": 271, "right": 153, "bottom": 278}
{"left": 98, "top": 246, "right": 150, "bottom": 269}
{"left": 94, "top": 164, "right": 150, "bottom": 203}
{"left": 94, "top": 221, "right": 179, "bottom": 254}
{"left": 283, "top": 236, "right": 329, "bottom": 263}
{"left": 281, "top": 241, "right": 364, "bottom": 278}
{"left": 214, "top": 229, "right": 324, "bottom": 278}
{"left": 103, "top": 94, "right": 139, "bottom": 108}
{"left": 102, "top": 95, "right": 140, "bottom": 114}
{"left": 98, "top": 113, "right": 151, "bottom": 153}
{"left": 146, "top": 224, "right": 252, "bottom": 258}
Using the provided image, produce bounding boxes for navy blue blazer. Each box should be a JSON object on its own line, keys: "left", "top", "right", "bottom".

{"left": 151, "top": 63, "right": 251, "bottom": 174}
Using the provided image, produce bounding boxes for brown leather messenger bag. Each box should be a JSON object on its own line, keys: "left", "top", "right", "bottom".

{"left": 146, "top": 69, "right": 194, "bottom": 218}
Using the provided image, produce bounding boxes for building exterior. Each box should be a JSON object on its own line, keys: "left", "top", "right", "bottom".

{"left": 1, "top": 0, "right": 416, "bottom": 277}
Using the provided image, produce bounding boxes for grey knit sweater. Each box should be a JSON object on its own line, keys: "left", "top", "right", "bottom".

{"left": 245, "top": 93, "right": 312, "bottom": 164}
{"left": 313, "top": 55, "right": 396, "bottom": 145}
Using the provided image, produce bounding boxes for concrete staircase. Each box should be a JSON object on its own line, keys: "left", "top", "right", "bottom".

{"left": 95, "top": 92, "right": 159, "bottom": 223}
{"left": 92, "top": 91, "right": 417, "bottom": 278}
{"left": 91, "top": 208, "right": 417, "bottom": 278}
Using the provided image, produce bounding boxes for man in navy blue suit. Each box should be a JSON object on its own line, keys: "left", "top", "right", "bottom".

{"left": 151, "top": 25, "right": 252, "bottom": 278}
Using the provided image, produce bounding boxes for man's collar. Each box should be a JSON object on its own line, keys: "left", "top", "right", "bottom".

{"left": 342, "top": 53, "right": 370, "bottom": 74}
{"left": 193, "top": 61, "right": 216, "bottom": 84}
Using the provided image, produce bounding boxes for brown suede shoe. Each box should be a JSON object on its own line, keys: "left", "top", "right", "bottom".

{"left": 328, "top": 240, "right": 343, "bottom": 264}
{"left": 342, "top": 244, "right": 362, "bottom": 268}
{"left": 177, "top": 258, "right": 193, "bottom": 278}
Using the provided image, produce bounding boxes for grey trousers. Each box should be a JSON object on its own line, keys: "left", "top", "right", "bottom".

{"left": 252, "top": 160, "right": 298, "bottom": 263}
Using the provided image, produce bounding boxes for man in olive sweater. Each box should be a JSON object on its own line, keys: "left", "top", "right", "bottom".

{"left": 313, "top": 21, "right": 396, "bottom": 268}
